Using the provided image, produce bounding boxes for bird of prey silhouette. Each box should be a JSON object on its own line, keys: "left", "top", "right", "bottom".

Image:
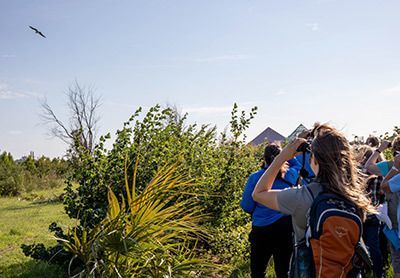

{"left": 29, "top": 26, "right": 46, "bottom": 38}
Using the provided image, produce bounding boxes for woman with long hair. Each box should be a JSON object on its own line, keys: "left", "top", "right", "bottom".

{"left": 252, "top": 123, "right": 375, "bottom": 276}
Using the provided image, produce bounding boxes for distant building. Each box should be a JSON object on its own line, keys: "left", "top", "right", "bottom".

{"left": 287, "top": 124, "right": 308, "bottom": 142}
{"left": 250, "top": 124, "right": 308, "bottom": 146}
{"left": 16, "top": 151, "right": 35, "bottom": 163}
{"left": 249, "top": 127, "right": 286, "bottom": 146}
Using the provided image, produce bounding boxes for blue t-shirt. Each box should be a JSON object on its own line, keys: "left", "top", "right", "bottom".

{"left": 377, "top": 161, "right": 391, "bottom": 176}
{"left": 288, "top": 157, "right": 302, "bottom": 171}
{"left": 240, "top": 167, "right": 298, "bottom": 227}
{"left": 389, "top": 173, "right": 400, "bottom": 193}
{"left": 378, "top": 160, "right": 400, "bottom": 231}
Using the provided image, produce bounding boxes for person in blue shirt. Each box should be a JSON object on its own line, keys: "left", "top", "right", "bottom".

{"left": 241, "top": 144, "right": 298, "bottom": 278}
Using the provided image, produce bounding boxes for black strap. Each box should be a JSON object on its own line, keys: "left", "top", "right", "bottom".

{"left": 296, "top": 152, "right": 311, "bottom": 186}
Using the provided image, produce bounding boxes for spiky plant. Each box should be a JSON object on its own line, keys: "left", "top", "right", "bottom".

{"left": 60, "top": 162, "right": 224, "bottom": 277}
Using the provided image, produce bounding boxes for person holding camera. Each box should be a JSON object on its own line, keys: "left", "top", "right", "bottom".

{"left": 252, "top": 124, "right": 375, "bottom": 277}
{"left": 241, "top": 144, "right": 298, "bottom": 278}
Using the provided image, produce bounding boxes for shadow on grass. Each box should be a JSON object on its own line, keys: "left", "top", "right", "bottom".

{"left": 0, "top": 260, "right": 66, "bottom": 278}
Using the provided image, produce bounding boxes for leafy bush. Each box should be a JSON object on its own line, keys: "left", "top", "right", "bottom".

{"left": 64, "top": 104, "right": 258, "bottom": 224}
{"left": 60, "top": 163, "right": 223, "bottom": 277}
{"left": 0, "top": 152, "right": 24, "bottom": 196}
{"left": 24, "top": 104, "right": 262, "bottom": 274}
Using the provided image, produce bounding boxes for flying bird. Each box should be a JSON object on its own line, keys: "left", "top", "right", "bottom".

{"left": 29, "top": 26, "right": 46, "bottom": 38}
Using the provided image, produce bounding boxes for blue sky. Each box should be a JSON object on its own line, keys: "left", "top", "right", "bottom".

{"left": 1, "top": 0, "right": 400, "bottom": 158}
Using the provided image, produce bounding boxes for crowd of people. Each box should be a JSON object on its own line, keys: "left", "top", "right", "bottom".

{"left": 241, "top": 123, "right": 400, "bottom": 278}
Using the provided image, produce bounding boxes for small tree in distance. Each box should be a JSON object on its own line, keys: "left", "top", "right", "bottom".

{"left": 40, "top": 81, "right": 101, "bottom": 154}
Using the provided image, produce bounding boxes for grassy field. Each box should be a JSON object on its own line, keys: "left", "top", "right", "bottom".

{"left": 0, "top": 187, "right": 73, "bottom": 278}
{"left": 0, "top": 185, "right": 395, "bottom": 277}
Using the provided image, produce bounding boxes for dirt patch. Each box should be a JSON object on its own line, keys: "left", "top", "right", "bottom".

{"left": 0, "top": 245, "right": 16, "bottom": 257}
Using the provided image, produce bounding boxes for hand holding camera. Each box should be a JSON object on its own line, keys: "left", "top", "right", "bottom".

{"left": 279, "top": 138, "right": 308, "bottom": 161}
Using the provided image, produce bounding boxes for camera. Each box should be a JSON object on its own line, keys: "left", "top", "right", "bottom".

{"left": 297, "top": 142, "right": 311, "bottom": 153}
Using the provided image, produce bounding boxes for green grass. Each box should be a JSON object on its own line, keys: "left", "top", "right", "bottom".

{"left": 0, "top": 187, "right": 73, "bottom": 278}
{"left": 0, "top": 184, "right": 396, "bottom": 277}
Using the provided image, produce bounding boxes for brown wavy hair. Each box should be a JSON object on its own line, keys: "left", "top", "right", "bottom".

{"left": 310, "top": 124, "right": 375, "bottom": 219}
{"left": 366, "top": 136, "right": 380, "bottom": 148}
{"left": 353, "top": 144, "right": 373, "bottom": 166}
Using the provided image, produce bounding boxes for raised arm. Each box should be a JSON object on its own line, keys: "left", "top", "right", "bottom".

{"left": 252, "top": 138, "right": 305, "bottom": 211}
{"left": 365, "top": 140, "right": 391, "bottom": 175}
{"left": 381, "top": 154, "right": 400, "bottom": 192}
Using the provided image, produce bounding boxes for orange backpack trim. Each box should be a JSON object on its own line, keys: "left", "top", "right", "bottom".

{"left": 310, "top": 216, "right": 361, "bottom": 278}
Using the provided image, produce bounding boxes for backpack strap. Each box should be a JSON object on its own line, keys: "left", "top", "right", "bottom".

{"left": 304, "top": 184, "right": 315, "bottom": 248}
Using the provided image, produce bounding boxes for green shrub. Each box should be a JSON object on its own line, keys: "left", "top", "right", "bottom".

{"left": 60, "top": 163, "right": 223, "bottom": 277}
{"left": 63, "top": 104, "right": 257, "bottom": 226}
{"left": 0, "top": 152, "right": 24, "bottom": 195}
{"left": 24, "top": 103, "right": 261, "bottom": 273}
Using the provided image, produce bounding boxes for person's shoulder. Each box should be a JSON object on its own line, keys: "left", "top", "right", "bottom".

{"left": 377, "top": 160, "right": 390, "bottom": 167}
{"left": 307, "top": 181, "right": 323, "bottom": 189}
{"left": 249, "top": 168, "right": 265, "bottom": 179}
{"left": 302, "top": 181, "right": 323, "bottom": 197}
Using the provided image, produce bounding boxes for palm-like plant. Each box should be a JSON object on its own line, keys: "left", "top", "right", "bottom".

{"left": 60, "top": 162, "right": 223, "bottom": 277}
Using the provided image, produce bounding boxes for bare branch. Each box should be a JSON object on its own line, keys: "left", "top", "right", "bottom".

{"left": 41, "top": 99, "right": 73, "bottom": 139}
{"left": 40, "top": 82, "right": 101, "bottom": 153}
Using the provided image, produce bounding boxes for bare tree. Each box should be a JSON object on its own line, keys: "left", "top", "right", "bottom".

{"left": 41, "top": 82, "right": 101, "bottom": 153}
